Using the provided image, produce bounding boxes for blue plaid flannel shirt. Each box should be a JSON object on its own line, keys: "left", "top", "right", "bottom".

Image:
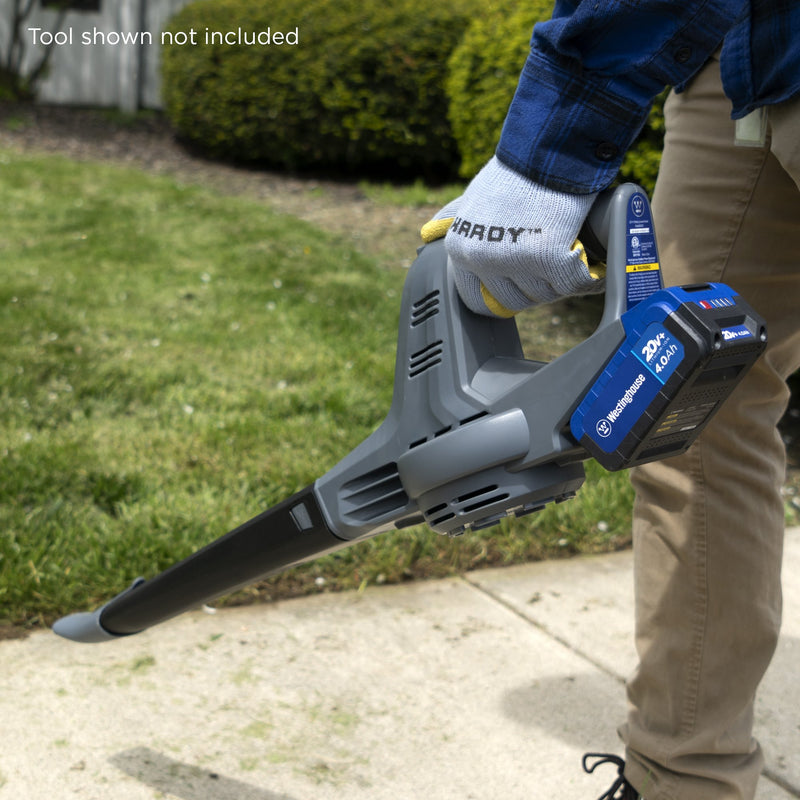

{"left": 497, "top": 0, "right": 800, "bottom": 193}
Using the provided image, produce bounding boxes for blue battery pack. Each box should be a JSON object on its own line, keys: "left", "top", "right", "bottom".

{"left": 570, "top": 283, "right": 767, "bottom": 471}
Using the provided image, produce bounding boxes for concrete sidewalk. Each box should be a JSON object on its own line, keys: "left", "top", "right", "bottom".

{"left": 2, "top": 529, "right": 798, "bottom": 800}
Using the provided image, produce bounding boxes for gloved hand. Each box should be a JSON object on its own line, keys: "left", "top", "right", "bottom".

{"left": 421, "top": 156, "right": 604, "bottom": 318}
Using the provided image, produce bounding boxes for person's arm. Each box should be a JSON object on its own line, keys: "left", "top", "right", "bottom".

{"left": 424, "top": 0, "right": 747, "bottom": 318}
{"left": 497, "top": 0, "right": 747, "bottom": 193}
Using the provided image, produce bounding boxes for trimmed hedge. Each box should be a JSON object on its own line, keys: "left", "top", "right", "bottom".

{"left": 162, "top": 0, "right": 665, "bottom": 187}
{"left": 617, "top": 91, "right": 667, "bottom": 195}
{"left": 446, "top": 0, "right": 552, "bottom": 179}
{"left": 161, "top": 0, "right": 474, "bottom": 178}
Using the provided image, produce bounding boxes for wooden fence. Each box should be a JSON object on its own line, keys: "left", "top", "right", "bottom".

{"left": 0, "top": 0, "right": 192, "bottom": 110}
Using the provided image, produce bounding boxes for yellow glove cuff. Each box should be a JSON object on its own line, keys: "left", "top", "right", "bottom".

{"left": 420, "top": 217, "right": 454, "bottom": 243}
{"left": 573, "top": 239, "right": 606, "bottom": 281}
{"left": 480, "top": 285, "right": 517, "bottom": 318}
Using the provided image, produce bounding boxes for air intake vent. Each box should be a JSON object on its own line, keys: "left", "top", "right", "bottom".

{"left": 409, "top": 340, "right": 443, "bottom": 378}
{"left": 456, "top": 485, "right": 510, "bottom": 514}
{"left": 411, "top": 290, "right": 440, "bottom": 327}
{"left": 423, "top": 485, "right": 510, "bottom": 526}
{"left": 340, "top": 464, "right": 408, "bottom": 522}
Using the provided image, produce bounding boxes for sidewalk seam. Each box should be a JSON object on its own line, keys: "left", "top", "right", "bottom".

{"left": 461, "top": 572, "right": 800, "bottom": 799}
{"left": 459, "top": 572, "right": 626, "bottom": 686}
{"left": 762, "top": 767, "right": 800, "bottom": 799}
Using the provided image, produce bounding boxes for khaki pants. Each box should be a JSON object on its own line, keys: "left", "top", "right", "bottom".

{"left": 619, "top": 57, "right": 800, "bottom": 799}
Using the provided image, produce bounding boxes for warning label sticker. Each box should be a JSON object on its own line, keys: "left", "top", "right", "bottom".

{"left": 625, "top": 192, "right": 662, "bottom": 309}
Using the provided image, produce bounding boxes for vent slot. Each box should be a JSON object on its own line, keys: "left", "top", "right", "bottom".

{"left": 462, "top": 492, "right": 510, "bottom": 514}
{"left": 406, "top": 411, "right": 490, "bottom": 451}
{"left": 457, "top": 485, "right": 498, "bottom": 504}
{"left": 424, "top": 501, "right": 457, "bottom": 527}
{"left": 423, "top": 485, "right": 510, "bottom": 526}
{"left": 340, "top": 464, "right": 408, "bottom": 522}
{"left": 409, "top": 340, "right": 443, "bottom": 378}
{"left": 411, "top": 290, "right": 441, "bottom": 327}
{"left": 452, "top": 484, "right": 510, "bottom": 514}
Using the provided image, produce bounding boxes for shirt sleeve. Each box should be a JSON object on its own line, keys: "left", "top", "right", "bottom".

{"left": 496, "top": 0, "right": 747, "bottom": 193}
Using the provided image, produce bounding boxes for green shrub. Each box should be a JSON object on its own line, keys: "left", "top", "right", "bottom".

{"left": 618, "top": 91, "right": 666, "bottom": 195}
{"left": 446, "top": 3, "right": 665, "bottom": 192}
{"left": 161, "top": 0, "right": 473, "bottom": 179}
{"left": 446, "top": 0, "right": 551, "bottom": 179}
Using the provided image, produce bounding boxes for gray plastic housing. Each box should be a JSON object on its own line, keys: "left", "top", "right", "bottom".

{"left": 314, "top": 184, "right": 639, "bottom": 538}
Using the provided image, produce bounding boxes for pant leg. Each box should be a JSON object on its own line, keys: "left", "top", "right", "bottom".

{"left": 619, "top": 56, "right": 800, "bottom": 800}
{"left": 770, "top": 93, "right": 800, "bottom": 188}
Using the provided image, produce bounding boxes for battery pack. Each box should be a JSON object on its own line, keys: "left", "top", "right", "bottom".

{"left": 570, "top": 283, "right": 767, "bottom": 471}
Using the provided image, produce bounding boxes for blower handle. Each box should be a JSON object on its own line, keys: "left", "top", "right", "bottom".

{"left": 579, "top": 182, "right": 663, "bottom": 329}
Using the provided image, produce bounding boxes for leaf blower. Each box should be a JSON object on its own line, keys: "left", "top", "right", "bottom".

{"left": 53, "top": 184, "right": 767, "bottom": 643}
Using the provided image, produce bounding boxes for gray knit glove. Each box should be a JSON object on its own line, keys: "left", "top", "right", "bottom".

{"left": 421, "top": 157, "right": 603, "bottom": 317}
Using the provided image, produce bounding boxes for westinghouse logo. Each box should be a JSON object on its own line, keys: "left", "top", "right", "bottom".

{"left": 606, "top": 373, "right": 647, "bottom": 423}
{"left": 595, "top": 419, "right": 613, "bottom": 439}
{"left": 593, "top": 373, "right": 647, "bottom": 441}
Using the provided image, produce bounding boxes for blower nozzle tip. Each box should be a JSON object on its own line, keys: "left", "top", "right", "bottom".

{"left": 52, "top": 610, "right": 121, "bottom": 643}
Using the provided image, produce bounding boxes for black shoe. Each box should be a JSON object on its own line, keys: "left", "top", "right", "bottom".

{"left": 582, "top": 753, "right": 641, "bottom": 800}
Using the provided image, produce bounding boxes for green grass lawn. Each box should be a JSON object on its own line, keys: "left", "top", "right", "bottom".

{"left": 0, "top": 148, "right": 635, "bottom": 631}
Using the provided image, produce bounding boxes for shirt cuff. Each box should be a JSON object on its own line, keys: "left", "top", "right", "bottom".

{"left": 496, "top": 49, "right": 652, "bottom": 194}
